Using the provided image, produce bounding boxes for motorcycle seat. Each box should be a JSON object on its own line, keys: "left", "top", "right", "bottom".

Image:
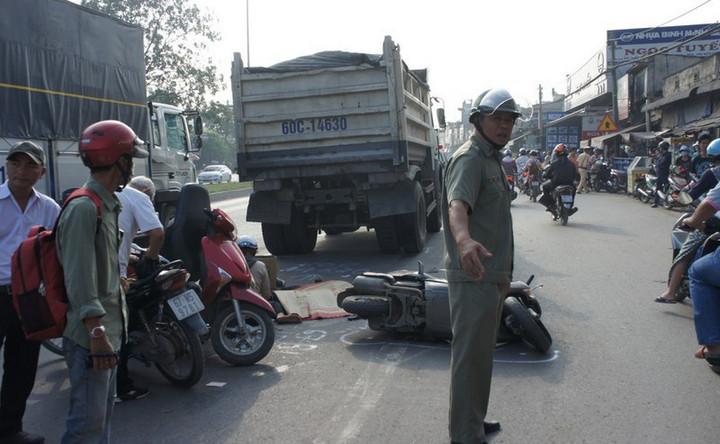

{"left": 555, "top": 185, "right": 575, "bottom": 193}
{"left": 361, "top": 272, "right": 396, "bottom": 284}
{"left": 162, "top": 184, "right": 210, "bottom": 281}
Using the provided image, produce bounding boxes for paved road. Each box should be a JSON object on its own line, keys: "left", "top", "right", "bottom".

{"left": 14, "top": 191, "right": 720, "bottom": 443}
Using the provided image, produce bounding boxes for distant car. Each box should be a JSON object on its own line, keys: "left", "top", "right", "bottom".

{"left": 198, "top": 164, "right": 232, "bottom": 184}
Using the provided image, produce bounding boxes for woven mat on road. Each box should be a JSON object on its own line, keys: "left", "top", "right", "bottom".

{"left": 275, "top": 280, "right": 351, "bottom": 320}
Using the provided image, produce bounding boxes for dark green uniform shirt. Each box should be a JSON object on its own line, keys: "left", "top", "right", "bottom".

{"left": 57, "top": 178, "right": 126, "bottom": 349}
{"left": 442, "top": 134, "right": 514, "bottom": 284}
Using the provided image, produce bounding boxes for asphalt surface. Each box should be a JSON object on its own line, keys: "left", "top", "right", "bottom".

{"left": 11, "top": 190, "right": 720, "bottom": 443}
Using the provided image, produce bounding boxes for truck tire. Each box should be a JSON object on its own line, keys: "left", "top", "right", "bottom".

{"left": 262, "top": 223, "right": 288, "bottom": 255}
{"left": 398, "top": 182, "right": 427, "bottom": 253}
{"left": 374, "top": 216, "right": 401, "bottom": 253}
{"left": 427, "top": 173, "right": 442, "bottom": 233}
{"left": 283, "top": 208, "right": 317, "bottom": 254}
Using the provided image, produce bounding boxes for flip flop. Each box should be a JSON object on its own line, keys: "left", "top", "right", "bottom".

{"left": 695, "top": 346, "right": 720, "bottom": 366}
{"left": 654, "top": 296, "right": 680, "bottom": 304}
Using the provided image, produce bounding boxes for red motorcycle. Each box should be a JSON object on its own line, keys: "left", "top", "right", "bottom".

{"left": 162, "top": 184, "right": 276, "bottom": 366}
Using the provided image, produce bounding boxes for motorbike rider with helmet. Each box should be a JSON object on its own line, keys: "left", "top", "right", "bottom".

{"left": 674, "top": 145, "right": 693, "bottom": 181}
{"left": 516, "top": 148, "right": 530, "bottom": 172}
{"left": 652, "top": 141, "right": 672, "bottom": 208}
{"left": 236, "top": 235, "right": 272, "bottom": 301}
{"left": 442, "top": 88, "right": 520, "bottom": 443}
{"left": 56, "top": 120, "right": 148, "bottom": 443}
{"left": 538, "top": 144, "right": 578, "bottom": 214}
{"left": 656, "top": 138, "right": 720, "bottom": 303}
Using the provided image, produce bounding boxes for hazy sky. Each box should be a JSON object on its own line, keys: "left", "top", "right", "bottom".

{"left": 199, "top": 0, "right": 717, "bottom": 120}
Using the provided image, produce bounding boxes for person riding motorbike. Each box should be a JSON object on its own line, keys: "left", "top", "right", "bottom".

{"left": 538, "top": 144, "right": 578, "bottom": 215}
{"left": 692, "top": 131, "right": 713, "bottom": 177}
{"left": 674, "top": 145, "right": 693, "bottom": 181}
{"left": 516, "top": 148, "right": 530, "bottom": 173}
{"left": 652, "top": 141, "right": 672, "bottom": 208}
{"left": 501, "top": 149, "right": 517, "bottom": 176}
{"left": 655, "top": 138, "right": 720, "bottom": 304}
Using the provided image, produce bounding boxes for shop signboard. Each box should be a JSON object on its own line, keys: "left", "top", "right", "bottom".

{"left": 545, "top": 125, "right": 579, "bottom": 150}
{"left": 564, "top": 48, "right": 609, "bottom": 111}
{"left": 616, "top": 74, "right": 630, "bottom": 121}
{"left": 607, "top": 24, "right": 720, "bottom": 64}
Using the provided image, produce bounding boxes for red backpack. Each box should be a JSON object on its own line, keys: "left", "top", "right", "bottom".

{"left": 10, "top": 188, "right": 102, "bottom": 341}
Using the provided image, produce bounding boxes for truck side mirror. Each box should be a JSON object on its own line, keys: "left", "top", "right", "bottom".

{"left": 193, "top": 135, "right": 203, "bottom": 151}
{"left": 194, "top": 116, "right": 203, "bottom": 135}
{"left": 436, "top": 108, "right": 446, "bottom": 129}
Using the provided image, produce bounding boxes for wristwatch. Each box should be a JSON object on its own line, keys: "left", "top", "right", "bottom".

{"left": 89, "top": 325, "right": 106, "bottom": 339}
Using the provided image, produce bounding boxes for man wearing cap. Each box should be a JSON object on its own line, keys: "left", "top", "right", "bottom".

{"left": 0, "top": 141, "right": 60, "bottom": 444}
{"left": 443, "top": 88, "right": 518, "bottom": 444}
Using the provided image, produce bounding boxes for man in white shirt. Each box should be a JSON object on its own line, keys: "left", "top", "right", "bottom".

{"left": 115, "top": 176, "right": 163, "bottom": 401}
{"left": 0, "top": 141, "right": 60, "bottom": 444}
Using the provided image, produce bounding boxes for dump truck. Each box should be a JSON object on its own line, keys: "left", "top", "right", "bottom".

{"left": 231, "top": 36, "right": 445, "bottom": 254}
{"left": 0, "top": 0, "right": 202, "bottom": 203}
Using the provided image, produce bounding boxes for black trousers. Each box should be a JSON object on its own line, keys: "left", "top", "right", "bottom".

{"left": 0, "top": 286, "right": 40, "bottom": 437}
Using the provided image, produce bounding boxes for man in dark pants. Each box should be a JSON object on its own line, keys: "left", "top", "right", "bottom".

{"left": 0, "top": 142, "right": 60, "bottom": 444}
{"left": 443, "top": 88, "right": 519, "bottom": 444}
{"left": 539, "top": 144, "right": 578, "bottom": 215}
{"left": 652, "top": 141, "right": 672, "bottom": 208}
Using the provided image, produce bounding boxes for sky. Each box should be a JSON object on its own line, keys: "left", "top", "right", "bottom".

{"left": 198, "top": 0, "right": 718, "bottom": 121}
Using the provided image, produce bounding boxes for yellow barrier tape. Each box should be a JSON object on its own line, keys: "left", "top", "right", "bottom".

{"left": 0, "top": 82, "right": 146, "bottom": 108}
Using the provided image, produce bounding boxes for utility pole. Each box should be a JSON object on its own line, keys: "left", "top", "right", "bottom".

{"left": 538, "top": 84, "right": 544, "bottom": 152}
{"left": 246, "top": 0, "right": 251, "bottom": 67}
{"left": 608, "top": 40, "right": 618, "bottom": 125}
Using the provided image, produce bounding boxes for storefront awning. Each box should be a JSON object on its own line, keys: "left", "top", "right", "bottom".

{"left": 641, "top": 89, "right": 696, "bottom": 112}
{"left": 544, "top": 108, "right": 585, "bottom": 128}
{"left": 667, "top": 110, "right": 720, "bottom": 136}
{"left": 589, "top": 123, "right": 645, "bottom": 146}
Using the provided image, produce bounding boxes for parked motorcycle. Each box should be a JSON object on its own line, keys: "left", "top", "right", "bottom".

{"left": 44, "top": 256, "right": 208, "bottom": 388}
{"left": 591, "top": 162, "right": 618, "bottom": 193}
{"left": 162, "top": 184, "right": 276, "bottom": 366}
{"left": 610, "top": 167, "right": 628, "bottom": 193}
{"left": 634, "top": 173, "right": 657, "bottom": 204}
{"left": 338, "top": 263, "right": 552, "bottom": 353}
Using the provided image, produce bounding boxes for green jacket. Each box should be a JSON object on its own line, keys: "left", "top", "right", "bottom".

{"left": 442, "top": 134, "right": 514, "bottom": 284}
{"left": 57, "top": 178, "right": 126, "bottom": 349}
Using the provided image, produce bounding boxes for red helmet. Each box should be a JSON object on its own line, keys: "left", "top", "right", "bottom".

{"left": 79, "top": 120, "right": 148, "bottom": 168}
{"left": 553, "top": 143, "right": 567, "bottom": 156}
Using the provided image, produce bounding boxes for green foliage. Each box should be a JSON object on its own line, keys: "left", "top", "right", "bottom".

{"left": 82, "top": 0, "right": 221, "bottom": 107}
{"left": 200, "top": 129, "right": 236, "bottom": 169}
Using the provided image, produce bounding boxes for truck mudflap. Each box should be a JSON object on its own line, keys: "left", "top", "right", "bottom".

{"left": 367, "top": 180, "right": 416, "bottom": 219}
{"left": 247, "top": 190, "right": 293, "bottom": 224}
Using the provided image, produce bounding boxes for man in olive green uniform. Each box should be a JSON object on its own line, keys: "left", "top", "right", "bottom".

{"left": 442, "top": 89, "right": 520, "bottom": 444}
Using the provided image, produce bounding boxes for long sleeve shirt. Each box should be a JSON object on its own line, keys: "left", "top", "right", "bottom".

{"left": 56, "top": 178, "right": 126, "bottom": 349}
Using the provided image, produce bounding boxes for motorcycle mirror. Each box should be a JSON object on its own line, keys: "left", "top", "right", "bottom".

{"left": 417, "top": 261, "right": 424, "bottom": 276}
{"left": 526, "top": 274, "right": 535, "bottom": 285}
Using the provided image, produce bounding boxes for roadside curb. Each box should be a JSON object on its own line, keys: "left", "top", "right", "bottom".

{"left": 209, "top": 188, "right": 252, "bottom": 203}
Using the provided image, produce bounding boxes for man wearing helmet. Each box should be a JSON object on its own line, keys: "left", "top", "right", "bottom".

{"left": 442, "top": 88, "right": 519, "bottom": 443}
{"left": 538, "top": 144, "right": 578, "bottom": 214}
{"left": 236, "top": 235, "right": 272, "bottom": 301}
{"left": 692, "top": 131, "right": 713, "bottom": 177}
{"left": 56, "top": 120, "right": 148, "bottom": 443}
{"left": 516, "top": 148, "right": 529, "bottom": 172}
{"left": 655, "top": 138, "right": 720, "bottom": 303}
{"left": 674, "top": 146, "right": 693, "bottom": 181}
{"left": 652, "top": 142, "right": 672, "bottom": 208}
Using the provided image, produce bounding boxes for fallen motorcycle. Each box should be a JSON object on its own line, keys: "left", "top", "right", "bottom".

{"left": 338, "top": 263, "right": 552, "bottom": 353}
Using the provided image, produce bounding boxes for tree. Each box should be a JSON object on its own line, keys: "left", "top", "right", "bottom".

{"left": 82, "top": 0, "right": 221, "bottom": 107}
{"left": 199, "top": 101, "right": 236, "bottom": 168}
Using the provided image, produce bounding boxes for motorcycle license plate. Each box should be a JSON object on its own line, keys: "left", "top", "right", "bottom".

{"left": 167, "top": 290, "right": 205, "bottom": 320}
{"left": 564, "top": 203, "right": 572, "bottom": 208}
{"left": 560, "top": 195, "right": 574, "bottom": 203}
{"left": 532, "top": 181, "right": 539, "bottom": 186}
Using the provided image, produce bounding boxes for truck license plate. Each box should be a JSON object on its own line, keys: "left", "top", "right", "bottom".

{"left": 167, "top": 290, "right": 205, "bottom": 320}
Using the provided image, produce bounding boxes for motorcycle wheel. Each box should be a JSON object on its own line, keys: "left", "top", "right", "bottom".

{"left": 211, "top": 303, "right": 275, "bottom": 366}
{"left": 341, "top": 295, "right": 390, "bottom": 317}
{"left": 41, "top": 338, "right": 64, "bottom": 356}
{"left": 503, "top": 297, "right": 552, "bottom": 354}
{"left": 560, "top": 209, "right": 568, "bottom": 226}
{"left": 154, "top": 312, "right": 205, "bottom": 388}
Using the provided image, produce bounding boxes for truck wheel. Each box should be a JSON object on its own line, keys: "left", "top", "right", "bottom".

{"left": 262, "top": 223, "right": 288, "bottom": 255}
{"left": 398, "top": 182, "right": 427, "bottom": 253}
{"left": 374, "top": 216, "right": 401, "bottom": 253}
{"left": 283, "top": 208, "right": 317, "bottom": 254}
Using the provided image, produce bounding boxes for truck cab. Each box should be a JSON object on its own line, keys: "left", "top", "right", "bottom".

{"left": 147, "top": 102, "right": 200, "bottom": 191}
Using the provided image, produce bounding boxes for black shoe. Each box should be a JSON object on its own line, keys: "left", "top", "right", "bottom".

{"left": 117, "top": 385, "right": 149, "bottom": 401}
{"left": 569, "top": 207, "right": 578, "bottom": 215}
{"left": 484, "top": 420, "right": 501, "bottom": 435}
{"left": 0, "top": 431, "right": 45, "bottom": 444}
{"left": 651, "top": 203, "right": 658, "bottom": 208}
